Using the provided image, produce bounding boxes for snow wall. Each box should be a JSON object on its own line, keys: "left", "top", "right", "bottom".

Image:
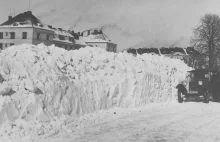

{"left": 0, "top": 44, "right": 190, "bottom": 125}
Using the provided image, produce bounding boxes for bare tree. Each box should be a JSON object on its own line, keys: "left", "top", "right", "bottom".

{"left": 191, "top": 14, "right": 220, "bottom": 70}
{"left": 183, "top": 52, "right": 208, "bottom": 69}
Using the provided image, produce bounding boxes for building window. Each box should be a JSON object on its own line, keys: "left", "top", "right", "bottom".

{"left": 5, "top": 32, "right": 8, "bottom": 36}
{"left": 5, "top": 43, "right": 7, "bottom": 48}
{"left": 69, "top": 37, "right": 74, "bottom": 42}
{"left": 10, "top": 32, "right": 15, "bottom": 39}
{"left": 37, "top": 33, "right": 40, "bottom": 40}
{"left": 47, "top": 35, "right": 49, "bottom": 40}
{"left": 10, "top": 43, "right": 14, "bottom": 46}
{"left": 0, "top": 32, "right": 3, "bottom": 39}
{"left": 22, "top": 32, "right": 27, "bottom": 39}
{"left": 59, "top": 35, "right": 65, "bottom": 40}
{"left": 0, "top": 43, "right": 2, "bottom": 50}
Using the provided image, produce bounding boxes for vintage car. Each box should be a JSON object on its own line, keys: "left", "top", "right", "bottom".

{"left": 176, "top": 69, "right": 215, "bottom": 103}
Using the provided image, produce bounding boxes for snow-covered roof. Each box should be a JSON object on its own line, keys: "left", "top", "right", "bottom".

{"left": 80, "top": 36, "right": 116, "bottom": 44}
{"left": 81, "top": 28, "right": 112, "bottom": 41}
{"left": 0, "top": 11, "right": 53, "bottom": 32}
{"left": 81, "top": 28, "right": 100, "bottom": 33}
{"left": 87, "top": 34, "right": 106, "bottom": 40}
{"left": 52, "top": 28, "right": 73, "bottom": 37}
{"left": 0, "top": 24, "right": 54, "bottom": 32}
{"left": 1, "top": 11, "right": 41, "bottom": 26}
{"left": 53, "top": 37, "right": 73, "bottom": 44}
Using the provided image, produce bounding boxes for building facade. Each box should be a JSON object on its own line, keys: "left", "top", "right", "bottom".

{"left": 84, "top": 39, "right": 117, "bottom": 52}
{"left": 0, "top": 26, "right": 54, "bottom": 50}
{"left": 32, "top": 27, "right": 54, "bottom": 46}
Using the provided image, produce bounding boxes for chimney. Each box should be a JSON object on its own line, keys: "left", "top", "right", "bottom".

{"left": 23, "top": 11, "right": 32, "bottom": 15}
{"left": 48, "top": 25, "right": 53, "bottom": 29}
{"left": 88, "top": 30, "right": 90, "bottom": 35}
{"left": 27, "top": 11, "right": 32, "bottom": 14}
{"left": 71, "top": 31, "right": 75, "bottom": 35}
{"left": 8, "top": 16, "right": 12, "bottom": 20}
{"left": 94, "top": 30, "right": 98, "bottom": 35}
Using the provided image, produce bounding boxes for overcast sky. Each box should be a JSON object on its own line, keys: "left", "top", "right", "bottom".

{"left": 0, "top": 0, "right": 220, "bottom": 50}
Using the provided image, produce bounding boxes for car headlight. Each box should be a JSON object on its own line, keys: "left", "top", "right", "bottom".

{"left": 198, "top": 81, "right": 203, "bottom": 85}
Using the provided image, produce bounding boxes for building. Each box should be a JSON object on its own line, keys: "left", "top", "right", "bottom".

{"left": 0, "top": 11, "right": 117, "bottom": 52}
{"left": 0, "top": 11, "right": 54, "bottom": 50}
{"left": 48, "top": 26, "right": 76, "bottom": 50}
{"left": 80, "top": 29, "right": 117, "bottom": 52}
{"left": 81, "top": 37, "right": 117, "bottom": 52}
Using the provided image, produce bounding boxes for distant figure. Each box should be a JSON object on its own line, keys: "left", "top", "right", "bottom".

{"left": 210, "top": 71, "right": 220, "bottom": 102}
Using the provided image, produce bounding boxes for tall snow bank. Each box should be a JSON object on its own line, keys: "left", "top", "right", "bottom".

{"left": 0, "top": 44, "right": 190, "bottom": 125}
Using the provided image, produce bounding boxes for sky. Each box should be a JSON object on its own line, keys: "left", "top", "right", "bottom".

{"left": 0, "top": 0, "right": 220, "bottom": 51}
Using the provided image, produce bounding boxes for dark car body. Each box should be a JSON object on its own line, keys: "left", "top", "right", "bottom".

{"left": 176, "top": 69, "right": 218, "bottom": 103}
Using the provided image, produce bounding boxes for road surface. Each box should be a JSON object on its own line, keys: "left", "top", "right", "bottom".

{"left": 34, "top": 101, "right": 220, "bottom": 142}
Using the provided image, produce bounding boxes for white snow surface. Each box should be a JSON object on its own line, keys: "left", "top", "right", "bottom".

{"left": 0, "top": 44, "right": 190, "bottom": 141}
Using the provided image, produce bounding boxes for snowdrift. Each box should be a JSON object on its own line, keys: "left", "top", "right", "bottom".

{"left": 0, "top": 44, "right": 190, "bottom": 140}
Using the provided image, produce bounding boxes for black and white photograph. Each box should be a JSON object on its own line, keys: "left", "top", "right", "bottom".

{"left": 0, "top": 0, "right": 220, "bottom": 141}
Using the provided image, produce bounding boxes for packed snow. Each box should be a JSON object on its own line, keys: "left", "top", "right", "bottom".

{"left": 33, "top": 102, "right": 220, "bottom": 142}
{"left": 0, "top": 44, "right": 190, "bottom": 141}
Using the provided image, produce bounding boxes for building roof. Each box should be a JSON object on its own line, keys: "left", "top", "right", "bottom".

{"left": 53, "top": 37, "right": 74, "bottom": 44}
{"left": 80, "top": 36, "right": 116, "bottom": 45}
{"left": 86, "top": 31, "right": 111, "bottom": 41}
{"left": 53, "top": 28, "right": 73, "bottom": 37}
{"left": 80, "top": 30, "right": 116, "bottom": 45}
{"left": 81, "top": 28, "right": 113, "bottom": 41}
{"left": 0, "top": 11, "right": 53, "bottom": 31}
{"left": 1, "top": 11, "right": 42, "bottom": 26}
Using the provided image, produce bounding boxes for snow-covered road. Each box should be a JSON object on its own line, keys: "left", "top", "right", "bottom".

{"left": 32, "top": 101, "right": 220, "bottom": 142}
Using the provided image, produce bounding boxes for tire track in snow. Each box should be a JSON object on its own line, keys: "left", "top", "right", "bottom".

{"left": 32, "top": 102, "right": 220, "bottom": 142}
{"left": 62, "top": 103, "right": 196, "bottom": 141}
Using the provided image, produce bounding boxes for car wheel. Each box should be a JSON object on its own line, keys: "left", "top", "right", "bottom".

{"left": 178, "top": 90, "right": 183, "bottom": 103}
{"left": 203, "top": 91, "right": 209, "bottom": 103}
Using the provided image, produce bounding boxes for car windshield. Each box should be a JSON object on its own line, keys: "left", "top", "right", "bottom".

{"left": 191, "top": 72, "right": 209, "bottom": 80}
